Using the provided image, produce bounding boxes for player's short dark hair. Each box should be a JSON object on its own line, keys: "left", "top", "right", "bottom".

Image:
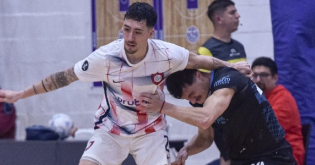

{"left": 251, "top": 57, "right": 278, "bottom": 76}
{"left": 124, "top": 2, "right": 157, "bottom": 28}
{"left": 166, "top": 69, "right": 198, "bottom": 99}
{"left": 207, "top": 0, "right": 235, "bottom": 23}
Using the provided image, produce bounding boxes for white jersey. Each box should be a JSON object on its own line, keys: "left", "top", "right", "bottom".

{"left": 74, "top": 39, "right": 189, "bottom": 136}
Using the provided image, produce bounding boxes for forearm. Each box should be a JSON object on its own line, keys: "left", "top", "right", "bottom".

{"left": 185, "top": 129, "right": 214, "bottom": 156}
{"left": 21, "top": 67, "right": 78, "bottom": 99}
{"left": 161, "top": 102, "right": 214, "bottom": 129}
{"left": 186, "top": 52, "right": 232, "bottom": 70}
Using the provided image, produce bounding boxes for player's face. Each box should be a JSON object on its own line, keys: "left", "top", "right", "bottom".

{"left": 181, "top": 76, "right": 210, "bottom": 104}
{"left": 252, "top": 66, "right": 277, "bottom": 92}
{"left": 220, "top": 5, "right": 240, "bottom": 32}
{"left": 122, "top": 19, "right": 154, "bottom": 55}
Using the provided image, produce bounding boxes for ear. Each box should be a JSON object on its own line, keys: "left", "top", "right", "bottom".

{"left": 215, "top": 15, "right": 222, "bottom": 24}
{"left": 149, "top": 28, "right": 155, "bottom": 38}
{"left": 273, "top": 74, "right": 279, "bottom": 82}
{"left": 195, "top": 71, "right": 203, "bottom": 80}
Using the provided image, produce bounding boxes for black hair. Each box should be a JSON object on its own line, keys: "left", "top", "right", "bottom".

{"left": 251, "top": 57, "right": 278, "bottom": 76}
{"left": 207, "top": 0, "right": 235, "bottom": 23}
{"left": 124, "top": 2, "right": 157, "bottom": 28}
{"left": 166, "top": 69, "right": 198, "bottom": 99}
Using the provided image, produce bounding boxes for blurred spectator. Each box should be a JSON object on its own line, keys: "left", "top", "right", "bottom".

{"left": 252, "top": 57, "right": 305, "bottom": 165}
{"left": 0, "top": 87, "right": 16, "bottom": 139}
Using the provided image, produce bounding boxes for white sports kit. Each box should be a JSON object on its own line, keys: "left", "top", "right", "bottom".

{"left": 74, "top": 39, "right": 189, "bottom": 165}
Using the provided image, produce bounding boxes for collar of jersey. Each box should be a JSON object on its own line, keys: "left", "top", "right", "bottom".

{"left": 121, "top": 39, "right": 152, "bottom": 67}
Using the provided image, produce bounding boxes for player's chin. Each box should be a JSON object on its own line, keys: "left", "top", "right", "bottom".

{"left": 196, "top": 96, "right": 205, "bottom": 104}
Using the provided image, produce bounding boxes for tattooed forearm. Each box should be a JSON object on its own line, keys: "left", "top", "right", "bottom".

{"left": 41, "top": 80, "right": 48, "bottom": 92}
{"left": 54, "top": 71, "right": 69, "bottom": 87}
{"left": 43, "top": 67, "right": 78, "bottom": 91}
{"left": 33, "top": 85, "right": 38, "bottom": 94}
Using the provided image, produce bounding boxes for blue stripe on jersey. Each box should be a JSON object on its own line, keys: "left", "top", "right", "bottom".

{"left": 250, "top": 81, "right": 285, "bottom": 142}
{"left": 94, "top": 82, "right": 111, "bottom": 129}
{"left": 94, "top": 82, "right": 134, "bottom": 134}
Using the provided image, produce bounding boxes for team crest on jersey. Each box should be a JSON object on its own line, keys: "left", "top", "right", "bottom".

{"left": 151, "top": 72, "right": 164, "bottom": 85}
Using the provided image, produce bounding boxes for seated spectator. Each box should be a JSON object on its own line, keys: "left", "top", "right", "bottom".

{"left": 251, "top": 57, "right": 305, "bottom": 165}
{"left": 0, "top": 86, "right": 16, "bottom": 139}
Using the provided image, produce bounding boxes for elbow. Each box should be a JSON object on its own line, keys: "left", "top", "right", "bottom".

{"left": 199, "top": 117, "right": 212, "bottom": 130}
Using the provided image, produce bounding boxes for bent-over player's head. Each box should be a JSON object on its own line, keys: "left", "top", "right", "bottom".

{"left": 166, "top": 69, "right": 211, "bottom": 104}
{"left": 251, "top": 57, "right": 278, "bottom": 92}
{"left": 207, "top": 0, "right": 239, "bottom": 32}
{"left": 123, "top": 2, "right": 157, "bottom": 56}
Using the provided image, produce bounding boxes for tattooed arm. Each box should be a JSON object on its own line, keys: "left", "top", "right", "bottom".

{"left": 186, "top": 52, "right": 232, "bottom": 70}
{"left": 0, "top": 67, "right": 78, "bottom": 103}
{"left": 186, "top": 52, "right": 252, "bottom": 77}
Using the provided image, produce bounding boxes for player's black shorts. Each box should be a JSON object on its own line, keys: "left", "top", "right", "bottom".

{"left": 230, "top": 140, "right": 296, "bottom": 165}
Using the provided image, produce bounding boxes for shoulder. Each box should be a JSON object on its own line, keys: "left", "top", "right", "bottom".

{"left": 149, "top": 39, "right": 186, "bottom": 50}
{"left": 97, "top": 39, "right": 123, "bottom": 54}
{"left": 215, "top": 67, "right": 240, "bottom": 76}
{"left": 231, "top": 39, "right": 244, "bottom": 46}
{"left": 202, "top": 37, "right": 220, "bottom": 48}
{"left": 212, "top": 67, "right": 247, "bottom": 90}
{"left": 149, "top": 39, "right": 189, "bottom": 58}
{"left": 273, "top": 85, "right": 297, "bottom": 101}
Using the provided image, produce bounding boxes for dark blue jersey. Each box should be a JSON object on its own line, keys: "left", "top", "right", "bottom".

{"left": 210, "top": 67, "right": 286, "bottom": 160}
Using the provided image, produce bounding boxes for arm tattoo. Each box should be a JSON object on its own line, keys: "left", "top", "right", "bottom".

{"left": 213, "top": 59, "right": 220, "bottom": 66}
{"left": 54, "top": 71, "right": 69, "bottom": 87}
{"left": 42, "top": 80, "right": 48, "bottom": 92}
{"left": 33, "top": 85, "right": 38, "bottom": 94}
{"left": 45, "top": 67, "right": 77, "bottom": 91}
{"left": 192, "top": 64, "right": 198, "bottom": 69}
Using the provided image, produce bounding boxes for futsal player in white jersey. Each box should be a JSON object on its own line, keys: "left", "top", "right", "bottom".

{"left": 0, "top": 2, "right": 251, "bottom": 165}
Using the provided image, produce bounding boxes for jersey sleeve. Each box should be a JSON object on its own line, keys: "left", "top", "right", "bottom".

{"left": 168, "top": 43, "right": 189, "bottom": 74}
{"left": 74, "top": 47, "right": 107, "bottom": 82}
{"left": 211, "top": 68, "right": 247, "bottom": 93}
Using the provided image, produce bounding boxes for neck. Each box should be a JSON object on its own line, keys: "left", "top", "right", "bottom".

{"left": 212, "top": 27, "right": 232, "bottom": 43}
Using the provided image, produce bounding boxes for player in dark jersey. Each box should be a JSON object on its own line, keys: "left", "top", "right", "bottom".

{"left": 139, "top": 67, "right": 296, "bottom": 165}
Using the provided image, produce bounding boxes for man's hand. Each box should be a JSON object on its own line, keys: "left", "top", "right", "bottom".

{"left": 232, "top": 61, "right": 252, "bottom": 78}
{"left": 172, "top": 147, "right": 189, "bottom": 165}
{"left": 69, "top": 127, "right": 78, "bottom": 137}
{"left": 138, "top": 92, "right": 165, "bottom": 114}
{"left": 0, "top": 89, "right": 24, "bottom": 103}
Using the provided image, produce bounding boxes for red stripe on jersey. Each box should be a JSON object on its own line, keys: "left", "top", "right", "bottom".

{"left": 106, "top": 60, "right": 111, "bottom": 82}
{"left": 121, "top": 81, "right": 132, "bottom": 100}
{"left": 109, "top": 95, "right": 117, "bottom": 119}
{"left": 151, "top": 42, "right": 157, "bottom": 59}
{"left": 137, "top": 111, "right": 148, "bottom": 123}
{"left": 110, "top": 124, "right": 121, "bottom": 135}
{"left": 165, "top": 48, "right": 171, "bottom": 68}
{"left": 144, "top": 116, "right": 163, "bottom": 134}
{"left": 145, "top": 126, "right": 156, "bottom": 134}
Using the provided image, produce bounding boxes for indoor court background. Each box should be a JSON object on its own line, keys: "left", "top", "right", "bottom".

{"left": 1, "top": 0, "right": 314, "bottom": 164}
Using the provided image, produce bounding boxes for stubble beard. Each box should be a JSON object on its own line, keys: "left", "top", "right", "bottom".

{"left": 124, "top": 46, "right": 137, "bottom": 55}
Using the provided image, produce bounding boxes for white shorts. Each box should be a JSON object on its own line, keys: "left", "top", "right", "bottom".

{"left": 81, "top": 129, "right": 170, "bottom": 165}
